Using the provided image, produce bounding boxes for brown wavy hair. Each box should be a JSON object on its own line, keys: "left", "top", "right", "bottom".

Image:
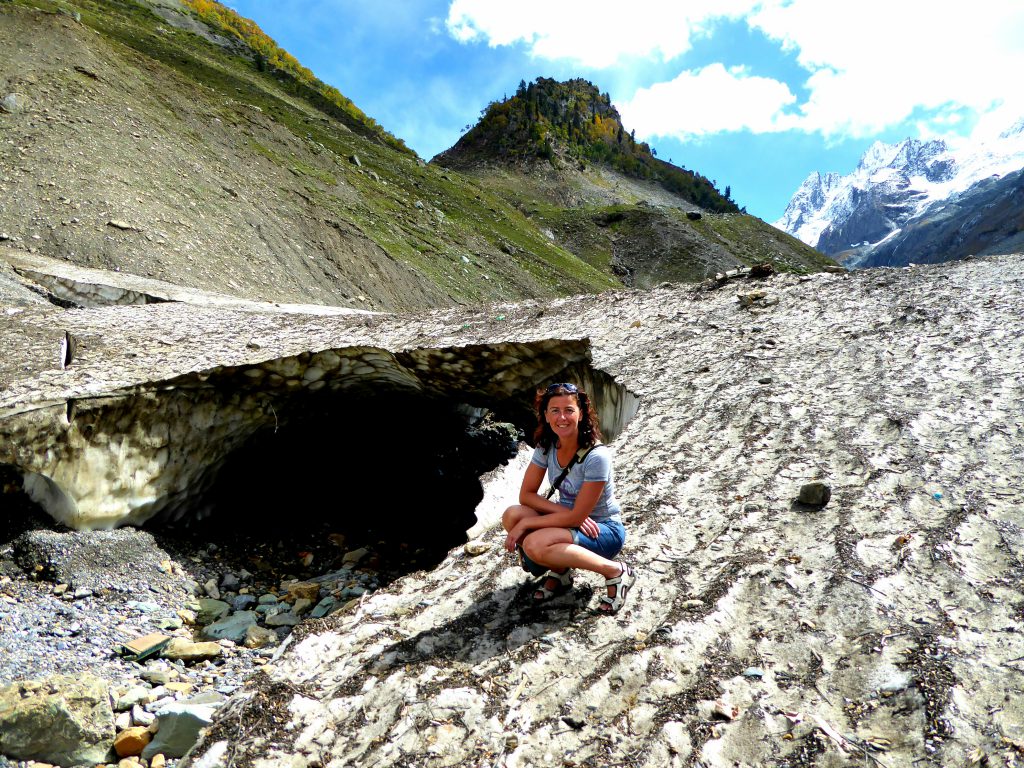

{"left": 533, "top": 383, "right": 603, "bottom": 451}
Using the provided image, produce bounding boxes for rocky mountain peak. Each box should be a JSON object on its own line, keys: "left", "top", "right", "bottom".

{"left": 999, "top": 116, "right": 1024, "bottom": 139}
{"left": 433, "top": 77, "right": 739, "bottom": 214}
{"left": 776, "top": 116, "right": 1024, "bottom": 266}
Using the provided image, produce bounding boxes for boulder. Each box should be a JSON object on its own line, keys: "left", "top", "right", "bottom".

{"left": 162, "top": 637, "right": 222, "bottom": 662}
{"left": 202, "top": 610, "right": 257, "bottom": 642}
{"left": 142, "top": 699, "right": 220, "bottom": 760}
{"left": 0, "top": 674, "right": 114, "bottom": 765}
{"left": 195, "top": 598, "right": 230, "bottom": 625}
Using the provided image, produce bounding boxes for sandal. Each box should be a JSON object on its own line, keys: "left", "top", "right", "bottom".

{"left": 533, "top": 569, "right": 573, "bottom": 602}
{"left": 598, "top": 563, "right": 636, "bottom": 614}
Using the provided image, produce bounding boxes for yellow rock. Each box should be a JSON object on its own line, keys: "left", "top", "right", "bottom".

{"left": 114, "top": 726, "right": 151, "bottom": 757}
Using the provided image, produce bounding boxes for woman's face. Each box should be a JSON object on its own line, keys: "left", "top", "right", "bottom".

{"left": 545, "top": 394, "right": 581, "bottom": 442}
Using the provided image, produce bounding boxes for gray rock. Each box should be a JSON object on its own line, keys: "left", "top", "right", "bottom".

{"left": 196, "top": 598, "right": 230, "bottom": 625}
{"left": 265, "top": 611, "right": 300, "bottom": 628}
{"left": 140, "top": 669, "right": 174, "bottom": 686}
{"left": 132, "top": 703, "right": 156, "bottom": 727}
{"left": 142, "top": 700, "right": 220, "bottom": 759}
{"left": 202, "top": 610, "right": 258, "bottom": 642}
{"left": 127, "top": 600, "right": 162, "bottom": 613}
{"left": 232, "top": 593, "right": 257, "bottom": 611}
{"left": 155, "top": 615, "right": 183, "bottom": 630}
{"left": 0, "top": 93, "right": 24, "bottom": 114}
{"left": 0, "top": 674, "right": 115, "bottom": 765}
{"left": 797, "top": 481, "right": 832, "bottom": 506}
{"left": 203, "top": 578, "right": 221, "bottom": 599}
{"left": 310, "top": 596, "right": 339, "bottom": 618}
{"left": 115, "top": 685, "right": 154, "bottom": 711}
{"left": 220, "top": 572, "right": 240, "bottom": 591}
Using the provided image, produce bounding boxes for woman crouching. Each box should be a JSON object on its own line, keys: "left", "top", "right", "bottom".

{"left": 502, "top": 382, "right": 636, "bottom": 613}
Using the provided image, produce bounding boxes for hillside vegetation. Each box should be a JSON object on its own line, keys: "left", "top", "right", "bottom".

{"left": 436, "top": 78, "right": 833, "bottom": 285}
{"left": 0, "top": 1, "right": 833, "bottom": 310}
{"left": 441, "top": 78, "right": 738, "bottom": 213}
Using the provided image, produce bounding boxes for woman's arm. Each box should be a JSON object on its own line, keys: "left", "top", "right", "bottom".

{"left": 518, "top": 463, "right": 569, "bottom": 516}
{"left": 509, "top": 477, "right": 606, "bottom": 543}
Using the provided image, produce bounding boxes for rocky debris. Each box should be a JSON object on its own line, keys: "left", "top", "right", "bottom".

{"left": 12, "top": 528, "right": 192, "bottom": 595}
{"left": 0, "top": 508, "right": 405, "bottom": 765}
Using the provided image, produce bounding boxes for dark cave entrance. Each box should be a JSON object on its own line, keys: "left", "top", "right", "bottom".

{"left": 189, "top": 389, "right": 525, "bottom": 573}
{"left": 1, "top": 350, "right": 640, "bottom": 589}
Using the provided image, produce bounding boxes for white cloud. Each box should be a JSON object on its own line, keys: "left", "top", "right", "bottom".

{"left": 748, "top": 0, "right": 1024, "bottom": 139}
{"left": 445, "top": 0, "right": 1024, "bottom": 144}
{"left": 619, "top": 64, "right": 797, "bottom": 138}
{"left": 446, "top": 0, "right": 759, "bottom": 69}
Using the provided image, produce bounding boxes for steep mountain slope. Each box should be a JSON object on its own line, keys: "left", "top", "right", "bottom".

{"left": 855, "top": 167, "right": 1024, "bottom": 268}
{"left": 0, "top": 0, "right": 618, "bottom": 311}
{"left": 776, "top": 121, "right": 1024, "bottom": 268}
{"left": 435, "top": 78, "right": 834, "bottom": 287}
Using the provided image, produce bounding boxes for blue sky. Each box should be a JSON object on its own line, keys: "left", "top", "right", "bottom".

{"left": 224, "top": 0, "right": 1024, "bottom": 223}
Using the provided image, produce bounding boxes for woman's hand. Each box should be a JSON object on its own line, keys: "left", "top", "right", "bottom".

{"left": 504, "top": 523, "right": 527, "bottom": 552}
{"left": 578, "top": 517, "right": 600, "bottom": 540}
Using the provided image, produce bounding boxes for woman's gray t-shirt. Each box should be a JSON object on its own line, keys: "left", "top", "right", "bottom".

{"left": 530, "top": 444, "right": 622, "bottom": 522}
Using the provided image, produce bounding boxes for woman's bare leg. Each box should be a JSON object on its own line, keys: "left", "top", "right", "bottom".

{"left": 502, "top": 504, "right": 541, "bottom": 534}
{"left": 521, "top": 528, "right": 622, "bottom": 579}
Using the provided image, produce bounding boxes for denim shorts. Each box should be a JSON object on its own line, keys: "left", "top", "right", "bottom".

{"left": 572, "top": 518, "right": 626, "bottom": 560}
{"left": 519, "top": 518, "right": 626, "bottom": 575}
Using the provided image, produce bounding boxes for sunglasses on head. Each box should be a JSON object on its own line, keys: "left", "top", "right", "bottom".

{"left": 545, "top": 382, "right": 578, "bottom": 394}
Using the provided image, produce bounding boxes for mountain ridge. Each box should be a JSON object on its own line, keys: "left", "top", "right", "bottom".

{"left": 775, "top": 121, "right": 1024, "bottom": 267}
{"left": 434, "top": 77, "right": 832, "bottom": 287}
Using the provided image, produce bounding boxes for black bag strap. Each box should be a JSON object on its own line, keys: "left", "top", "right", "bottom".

{"left": 545, "top": 444, "right": 600, "bottom": 499}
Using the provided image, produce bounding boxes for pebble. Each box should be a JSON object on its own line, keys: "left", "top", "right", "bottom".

{"left": 132, "top": 704, "right": 156, "bottom": 727}
{"left": 464, "top": 541, "right": 490, "bottom": 556}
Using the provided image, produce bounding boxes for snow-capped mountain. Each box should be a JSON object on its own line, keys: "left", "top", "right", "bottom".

{"left": 775, "top": 119, "right": 1024, "bottom": 267}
